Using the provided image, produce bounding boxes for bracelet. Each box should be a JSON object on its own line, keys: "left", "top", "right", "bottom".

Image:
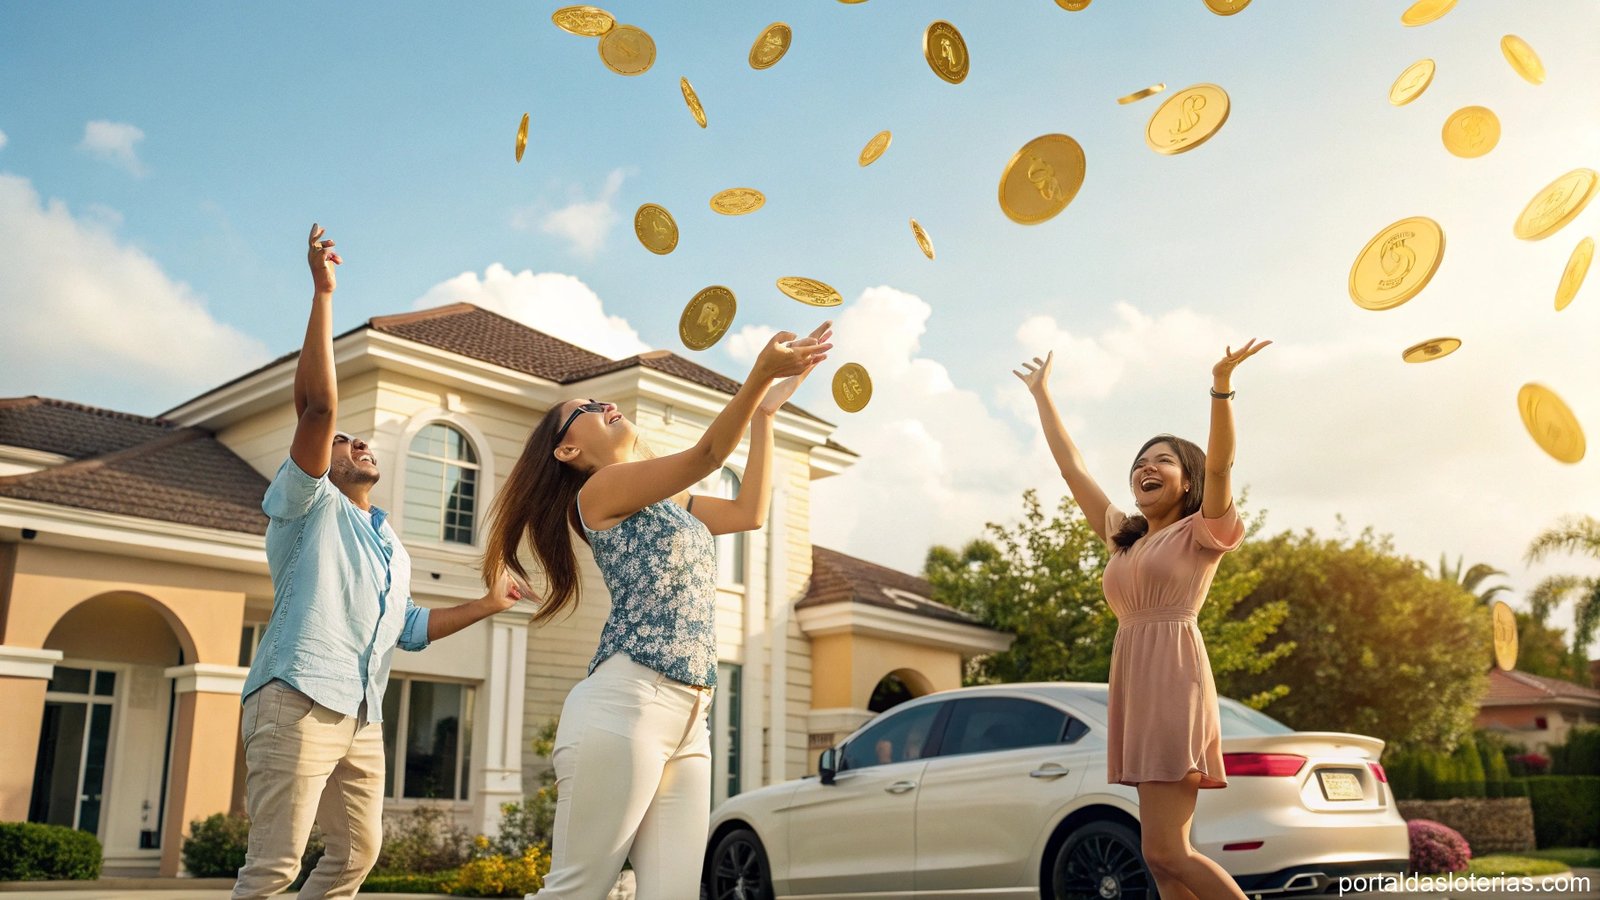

{"left": 1210, "top": 387, "right": 1235, "bottom": 400}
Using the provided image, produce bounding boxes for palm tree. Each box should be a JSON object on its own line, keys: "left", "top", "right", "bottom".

{"left": 1525, "top": 515, "right": 1600, "bottom": 660}
{"left": 1435, "top": 554, "right": 1512, "bottom": 606}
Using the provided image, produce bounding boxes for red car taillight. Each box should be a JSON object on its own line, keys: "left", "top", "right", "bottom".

{"left": 1223, "top": 753, "right": 1306, "bottom": 776}
{"left": 1368, "top": 762, "right": 1389, "bottom": 783}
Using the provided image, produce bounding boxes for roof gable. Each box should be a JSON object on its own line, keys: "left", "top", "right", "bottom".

{"left": 802, "top": 545, "right": 978, "bottom": 626}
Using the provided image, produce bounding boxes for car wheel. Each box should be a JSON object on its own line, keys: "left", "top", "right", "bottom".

{"left": 1050, "top": 820, "right": 1155, "bottom": 900}
{"left": 706, "top": 827, "right": 774, "bottom": 900}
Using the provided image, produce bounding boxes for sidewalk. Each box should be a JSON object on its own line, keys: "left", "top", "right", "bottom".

{"left": 0, "top": 881, "right": 451, "bottom": 899}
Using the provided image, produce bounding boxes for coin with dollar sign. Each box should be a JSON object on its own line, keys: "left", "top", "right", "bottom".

{"left": 1441, "top": 106, "right": 1499, "bottom": 158}
{"left": 1514, "top": 168, "right": 1598, "bottom": 241}
{"left": 1349, "top": 216, "right": 1445, "bottom": 310}
{"left": 998, "top": 134, "right": 1086, "bottom": 225}
{"left": 1146, "top": 84, "right": 1230, "bottom": 154}
{"left": 832, "top": 363, "right": 873, "bottom": 413}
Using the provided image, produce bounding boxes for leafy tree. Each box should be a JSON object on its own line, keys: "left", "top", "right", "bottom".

{"left": 923, "top": 490, "right": 1291, "bottom": 708}
{"left": 1524, "top": 514, "right": 1600, "bottom": 662}
{"left": 1434, "top": 554, "right": 1511, "bottom": 605}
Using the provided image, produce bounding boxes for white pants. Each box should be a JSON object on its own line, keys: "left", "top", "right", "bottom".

{"left": 533, "top": 654, "right": 714, "bottom": 900}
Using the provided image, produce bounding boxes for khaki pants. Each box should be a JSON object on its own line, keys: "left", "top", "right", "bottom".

{"left": 231, "top": 679, "right": 386, "bottom": 899}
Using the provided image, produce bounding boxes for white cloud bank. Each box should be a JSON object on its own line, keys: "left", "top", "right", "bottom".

{"left": 515, "top": 168, "right": 626, "bottom": 259}
{"left": 412, "top": 263, "right": 651, "bottom": 359}
{"left": 79, "top": 120, "right": 146, "bottom": 176}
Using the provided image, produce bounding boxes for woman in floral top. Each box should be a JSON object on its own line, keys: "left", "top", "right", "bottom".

{"left": 485, "top": 322, "right": 831, "bottom": 900}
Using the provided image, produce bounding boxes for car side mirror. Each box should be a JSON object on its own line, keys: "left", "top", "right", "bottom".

{"left": 818, "top": 747, "right": 838, "bottom": 785}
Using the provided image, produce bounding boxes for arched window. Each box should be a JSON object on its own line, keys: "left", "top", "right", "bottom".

{"left": 402, "top": 423, "right": 479, "bottom": 545}
{"left": 695, "top": 467, "right": 746, "bottom": 587}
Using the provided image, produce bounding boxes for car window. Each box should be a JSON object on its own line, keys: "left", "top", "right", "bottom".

{"left": 1218, "top": 698, "right": 1295, "bottom": 736}
{"left": 937, "top": 697, "right": 1068, "bottom": 756}
{"left": 840, "top": 703, "right": 942, "bottom": 772}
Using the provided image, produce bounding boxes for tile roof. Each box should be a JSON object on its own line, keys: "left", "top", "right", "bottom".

{"left": 0, "top": 398, "right": 268, "bottom": 535}
{"left": 801, "top": 546, "right": 982, "bottom": 626}
{"left": 1481, "top": 667, "right": 1600, "bottom": 707}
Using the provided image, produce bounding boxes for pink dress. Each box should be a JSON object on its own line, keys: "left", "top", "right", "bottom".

{"left": 1102, "top": 503, "right": 1245, "bottom": 789}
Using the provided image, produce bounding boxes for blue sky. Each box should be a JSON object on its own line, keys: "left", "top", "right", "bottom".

{"left": 3, "top": 2, "right": 1598, "bottom": 646}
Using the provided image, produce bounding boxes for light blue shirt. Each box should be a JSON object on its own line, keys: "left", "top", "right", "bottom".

{"left": 242, "top": 458, "right": 430, "bottom": 720}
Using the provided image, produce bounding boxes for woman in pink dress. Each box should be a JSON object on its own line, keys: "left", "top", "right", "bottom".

{"left": 1015, "top": 339, "right": 1269, "bottom": 900}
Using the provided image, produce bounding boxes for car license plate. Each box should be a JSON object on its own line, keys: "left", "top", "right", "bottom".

{"left": 1318, "top": 771, "right": 1363, "bottom": 801}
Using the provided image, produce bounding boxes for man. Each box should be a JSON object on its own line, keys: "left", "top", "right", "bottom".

{"left": 232, "top": 225, "right": 523, "bottom": 898}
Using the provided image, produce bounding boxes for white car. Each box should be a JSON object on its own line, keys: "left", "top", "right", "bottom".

{"left": 701, "top": 683, "right": 1409, "bottom": 900}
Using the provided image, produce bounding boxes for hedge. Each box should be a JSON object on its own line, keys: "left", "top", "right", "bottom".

{"left": 0, "top": 822, "right": 102, "bottom": 881}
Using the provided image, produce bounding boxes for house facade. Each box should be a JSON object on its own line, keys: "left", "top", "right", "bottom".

{"left": 0, "top": 302, "right": 1008, "bottom": 876}
{"left": 1474, "top": 666, "right": 1600, "bottom": 755}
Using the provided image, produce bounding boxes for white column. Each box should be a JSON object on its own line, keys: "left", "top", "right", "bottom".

{"left": 767, "top": 469, "right": 790, "bottom": 784}
{"left": 475, "top": 604, "right": 532, "bottom": 836}
{"left": 162, "top": 663, "right": 249, "bottom": 695}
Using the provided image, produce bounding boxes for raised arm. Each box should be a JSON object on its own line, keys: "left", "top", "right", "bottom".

{"left": 1015, "top": 352, "right": 1114, "bottom": 541}
{"left": 288, "top": 224, "right": 344, "bottom": 478}
{"left": 579, "top": 329, "right": 831, "bottom": 526}
{"left": 691, "top": 321, "right": 831, "bottom": 535}
{"left": 1202, "top": 338, "right": 1270, "bottom": 519}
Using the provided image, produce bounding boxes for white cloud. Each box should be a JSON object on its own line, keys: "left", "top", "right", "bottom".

{"left": 0, "top": 129, "right": 8, "bottom": 151}
{"left": 413, "top": 263, "right": 652, "bottom": 359}
{"left": 0, "top": 174, "right": 269, "bottom": 409}
{"left": 725, "top": 324, "right": 779, "bottom": 364}
{"left": 520, "top": 169, "right": 625, "bottom": 258}
{"left": 79, "top": 120, "right": 147, "bottom": 176}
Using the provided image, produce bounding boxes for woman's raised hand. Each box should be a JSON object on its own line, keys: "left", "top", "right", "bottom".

{"left": 759, "top": 321, "right": 832, "bottom": 414}
{"left": 753, "top": 326, "right": 833, "bottom": 382}
{"left": 1012, "top": 351, "right": 1055, "bottom": 396}
{"left": 308, "top": 223, "right": 343, "bottom": 294}
{"left": 1212, "top": 338, "right": 1271, "bottom": 384}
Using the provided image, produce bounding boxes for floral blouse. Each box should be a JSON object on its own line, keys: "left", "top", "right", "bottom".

{"left": 581, "top": 497, "right": 719, "bottom": 687}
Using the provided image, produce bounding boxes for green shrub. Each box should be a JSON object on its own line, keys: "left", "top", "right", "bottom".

{"left": 359, "top": 869, "right": 457, "bottom": 892}
{"left": 374, "top": 805, "right": 472, "bottom": 874}
{"left": 0, "top": 821, "right": 102, "bottom": 881}
{"left": 448, "top": 847, "right": 548, "bottom": 897}
{"left": 1550, "top": 727, "right": 1600, "bottom": 776}
{"left": 182, "top": 812, "right": 250, "bottom": 878}
{"left": 1524, "top": 776, "right": 1600, "bottom": 848}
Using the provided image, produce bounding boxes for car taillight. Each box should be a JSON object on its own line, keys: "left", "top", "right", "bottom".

{"left": 1223, "top": 841, "right": 1264, "bottom": 851}
{"left": 1223, "top": 753, "right": 1306, "bottom": 776}
{"left": 1368, "top": 762, "right": 1388, "bottom": 783}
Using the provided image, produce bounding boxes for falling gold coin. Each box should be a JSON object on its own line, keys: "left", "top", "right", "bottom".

{"left": 750, "top": 22, "right": 792, "bottom": 70}
{"left": 1501, "top": 35, "right": 1546, "bottom": 85}
{"left": 710, "top": 188, "right": 766, "bottom": 216}
{"left": 923, "top": 21, "right": 969, "bottom": 84}
{"left": 1055, "top": 0, "right": 1091, "bottom": 9}
{"left": 1117, "top": 83, "right": 1166, "bottom": 105}
{"left": 634, "top": 204, "right": 678, "bottom": 255}
{"left": 599, "top": 24, "right": 655, "bottom": 76}
{"left": 1204, "top": 0, "right": 1252, "bottom": 15}
{"left": 1441, "top": 106, "right": 1500, "bottom": 158}
{"left": 679, "top": 286, "right": 736, "bottom": 351}
{"left": 1389, "top": 59, "right": 1436, "bottom": 106}
{"left": 1349, "top": 216, "right": 1445, "bottom": 311}
{"left": 832, "top": 363, "right": 873, "bottom": 413}
{"left": 776, "top": 277, "right": 843, "bottom": 307}
{"left": 1518, "top": 383, "right": 1586, "bottom": 464}
{"left": 1401, "top": 337, "right": 1461, "bottom": 363}
{"left": 910, "top": 218, "right": 935, "bottom": 259}
{"left": 1514, "top": 169, "right": 1598, "bottom": 241}
{"left": 999, "top": 134, "right": 1086, "bottom": 225}
{"left": 1146, "top": 83, "right": 1230, "bottom": 155}
{"left": 552, "top": 5, "right": 615, "bottom": 36}
{"left": 1491, "top": 601, "right": 1518, "bottom": 672}
{"left": 859, "top": 130, "right": 892, "bottom": 167}
{"left": 680, "top": 77, "right": 707, "bottom": 128}
{"left": 1400, "top": 0, "right": 1456, "bottom": 27}
{"left": 515, "top": 113, "right": 529, "bottom": 163}
{"left": 1555, "top": 237, "right": 1593, "bottom": 311}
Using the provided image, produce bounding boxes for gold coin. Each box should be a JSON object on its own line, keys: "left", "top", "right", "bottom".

{"left": 516, "top": 113, "right": 529, "bottom": 163}
{"left": 710, "top": 188, "right": 766, "bottom": 216}
{"left": 599, "top": 24, "right": 655, "bottom": 76}
{"left": 634, "top": 204, "right": 678, "bottom": 255}
{"left": 910, "top": 218, "right": 935, "bottom": 259}
{"left": 1389, "top": 59, "right": 1435, "bottom": 106}
{"left": 1514, "top": 168, "right": 1598, "bottom": 241}
{"left": 1555, "top": 237, "right": 1593, "bottom": 311}
{"left": 1348, "top": 216, "right": 1445, "bottom": 311}
{"left": 1401, "top": 337, "right": 1461, "bottom": 363}
{"left": 1501, "top": 35, "right": 1546, "bottom": 85}
{"left": 998, "top": 134, "right": 1086, "bottom": 225}
{"left": 1518, "top": 383, "right": 1586, "bottom": 464}
{"left": 1400, "top": 0, "right": 1456, "bottom": 27}
{"left": 832, "top": 363, "right": 873, "bottom": 413}
{"left": 776, "top": 277, "right": 843, "bottom": 307}
{"left": 859, "top": 130, "right": 892, "bottom": 167}
{"left": 1441, "top": 106, "right": 1500, "bottom": 158}
{"left": 1117, "top": 83, "right": 1166, "bottom": 105}
{"left": 1055, "top": 0, "right": 1091, "bottom": 9}
{"left": 552, "top": 5, "right": 615, "bottom": 37}
{"left": 1145, "top": 83, "right": 1230, "bottom": 155}
{"left": 923, "top": 21, "right": 969, "bottom": 85}
{"left": 1491, "top": 601, "right": 1518, "bottom": 672}
{"left": 680, "top": 77, "right": 707, "bottom": 128}
{"left": 1204, "top": 0, "right": 1252, "bottom": 15}
{"left": 750, "top": 22, "right": 792, "bottom": 70}
{"left": 679, "top": 286, "right": 736, "bottom": 351}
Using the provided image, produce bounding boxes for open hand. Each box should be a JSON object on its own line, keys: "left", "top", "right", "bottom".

{"left": 1012, "top": 351, "right": 1054, "bottom": 396}
{"left": 1212, "top": 338, "right": 1271, "bottom": 384}
{"left": 308, "top": 223, "right": 343, "bottom": 294}
{"left": 754, "top": 327, "right": 833, "bottom": 382}
{"left": 760, "top": 321, "right": 832, "bottom": 414}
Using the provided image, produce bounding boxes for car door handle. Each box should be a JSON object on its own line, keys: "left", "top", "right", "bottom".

{"left": 885, "top": 781, "right": 918, "bottom": 794}
{"left": 1030, "top": 765, "right": 1071, "bottom": 779}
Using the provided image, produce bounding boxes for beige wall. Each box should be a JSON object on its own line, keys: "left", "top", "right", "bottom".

{"left": 1476, "top": 703, "right": 1600, "bottom": 754}
{"left": 807, "top": 630, "right": 962, "bottom": 712}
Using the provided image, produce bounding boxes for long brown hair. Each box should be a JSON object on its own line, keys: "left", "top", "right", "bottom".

{"left": 483, "top": 405, "right": 592, "bottom": 625}
{"left": 1111, "top": 434, "right": 1206, "bottom": 551}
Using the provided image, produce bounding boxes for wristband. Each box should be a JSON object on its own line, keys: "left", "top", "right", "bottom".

{"left": 1210, "top": 387, "right": 1235, "bottom": 400}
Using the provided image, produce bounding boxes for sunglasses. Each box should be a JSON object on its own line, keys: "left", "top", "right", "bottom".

{"left": 555, "top": 401, "right": 611, "bottom": 443}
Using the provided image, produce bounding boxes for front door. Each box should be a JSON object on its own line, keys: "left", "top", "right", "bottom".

{"left": 29, "top": 666, "right": 117, "bottom": 837}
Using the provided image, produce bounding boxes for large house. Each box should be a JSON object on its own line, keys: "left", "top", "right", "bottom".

{"left": 1474, "top": 666, "right": 1600, "bottom": 755}
{"left": 0, "top": 303, "right": 1011, "bottom": 876}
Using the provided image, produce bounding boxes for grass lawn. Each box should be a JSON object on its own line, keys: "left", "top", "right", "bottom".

{"left": 1468, "top": 855, "right": 1572, "bottom": 878}
{"left": 1522, "top": 847, "right": 1600, "bottom": 868}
